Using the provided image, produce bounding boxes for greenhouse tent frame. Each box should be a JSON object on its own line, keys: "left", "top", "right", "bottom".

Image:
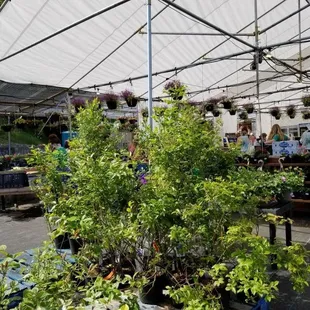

{"left": 0, "top": 1, "right": 309, "bottom": 134}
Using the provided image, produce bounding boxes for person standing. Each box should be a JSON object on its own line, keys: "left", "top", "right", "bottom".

{"left": 266, "top": 124, "right": 289, "bottom": 143}
{"left": 237, "top": 129, "right": 250, "bottom": 153}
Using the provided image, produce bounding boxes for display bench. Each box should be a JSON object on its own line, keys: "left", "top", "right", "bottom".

{"left": 236, "top": 159, "right": 310, "bottom": 212}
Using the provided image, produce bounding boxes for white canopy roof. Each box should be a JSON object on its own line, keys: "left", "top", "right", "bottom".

{"left": 0, "top": 0, "right": 310, "bottom": 120}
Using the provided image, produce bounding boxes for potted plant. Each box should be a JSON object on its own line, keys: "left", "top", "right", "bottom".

{"left": 239, "top": 111, "right": 248, "bottom": 120}
{"left": 1, "top": 124, "right": 14, "bottom": 132}
{"left": 118, "top": 116, "right": 127, "bottom": 124}
{"left": 302, "top": 95, "right": 310, "bottom": 107}
{"left": 244, "top": 103, "right": 254, "bottom": 113}
{"left": 100, "top": 92, "right": 119, "bottom": 110}
{"left": 120, "top": 90, "right": 139, "bottom": 107}
{"left": 71, "top": 97, "right": 85, "bottom": 113}
{"left": 212, "top": 108, "right": 221, "bottom": 117}
{"left": 222, "top": 97, "right": 234, "bottom": 110}
{"left": 229, "top": 104, "right": 237, "bottom": 115}
{"left": 303, "top": 110, "right": 310, "bottom": 120}
{"left": 287, "top": 105, "right": 296, "bottom": 119}
{"left": 141, "top": 108, "right": 148, "bottom": 118}
{"left": 14, "top": 117, "right": 27, "bottom": 129}
{"left": 269, "top": 107, "right": 280, "bottom": 118}
{"left": 164, "top": 80, "right": 187, "bottom": 100}
{"left": 205, "top": 98, "right": 220, "bottom": 112}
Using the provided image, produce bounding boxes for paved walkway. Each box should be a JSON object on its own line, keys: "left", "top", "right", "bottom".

{"left": 0, "top": 207, "right": 48, "bottom": 254}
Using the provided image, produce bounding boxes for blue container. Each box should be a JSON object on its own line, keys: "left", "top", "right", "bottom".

{"left": 61, "top": 131, "right": 77, "bottom": 147}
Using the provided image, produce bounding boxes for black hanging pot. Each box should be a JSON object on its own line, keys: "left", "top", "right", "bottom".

{"left": 106, "top": 100, "right": 117, "bottom": 110}
{"left": 229, "top": 110, "right": 237, "bottom": 116}
{"left": 223, "top": 101, "right": 232, "bottom": 109}
{"left": 275, "top": 115, "right": 281, "bottom": 120}
{"left": 246, "top": 107, "right": 254, "bottom": 114}
{"left": 212, "top": 110, "right": 220, "bottom": 117}
{"left": 1, "top": 125, "right": 14, "bottom": 132}
{"left": 126, "top": 97, "right": 138, "bottom": 107}
{"left": 206, "top": 104, "right": 214, "bottom": 112}
{"left": 119, "top": 118, "right": 127, "bottom": 124}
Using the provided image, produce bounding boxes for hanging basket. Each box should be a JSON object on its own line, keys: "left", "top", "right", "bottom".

{"left": 239, "top": 111, "right": 248, "bottom": 120}
{"left": 206, "top": 104, "right": 214, "bottom": 112}
{"left": 275, "top": 114, "right": 281, "bottom": 120}
{"left": 270, "top": 107, "right": 280, "bottom": 117}
{"left": 212, "top": 110, "right": 220, "bottom": 117}
{"left": 229, "top": 110, "right": 237, "bottom": 116}
{"left": 302, "top": 95, "right": 310, "bottom": 107}
{"left": 126, "top": 97, "right": 138, "bottom": 107}
{"left": 244, "top": 104, "right": 254, "bottom": 114}
{"left": 222, "top": 99, "right": 233, "bottom": 110}
{"left": 106, "top": 100, "right": 118, "bottom": 110}
{"left": 1, "top": 125, "right": 14, "bottom": 132}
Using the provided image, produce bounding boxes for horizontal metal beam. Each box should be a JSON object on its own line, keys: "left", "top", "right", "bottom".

{"left": 139, "top": 31, "right": 254, "bottom": 37}
{"left": 161, "top": 0, "right": 255, "bottom": 49}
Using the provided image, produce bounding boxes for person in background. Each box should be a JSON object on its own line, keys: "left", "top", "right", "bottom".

{"left": 255, "top": 133, "right": 267, "bottom": 146}
{"left": 48, "top": 134, "right": 67, "bottom": 166}
{"left": 266, "top": 124, "right": 289, "bottom": 143}
{"left": 237, "top": 128, "right": 250, "bottom": 153}
{"left": 301, "top": 127, "right": 310, "bottom": 151}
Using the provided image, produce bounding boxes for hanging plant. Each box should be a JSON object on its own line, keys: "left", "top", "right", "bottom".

{"left": 205, "top": 98, "right": 220, "bottom": 112}
{"left": 212, "top": 108, "right": 221, "bottom": 117}
{"left": 302, "top": 95, "right": 310, "bottom": 107}
{"left": 286, "top": 105, "right": 296, "bottom": 119}
{"left": 1, "top": 124, "right": 14, "bottom": 132}
{"left": 303, "top": 111, "right": 310, "bottom": 120}
{"left": 50, "top": 113, "right": 60, "bottom": 123}
{"left": 164, "top": 80, "right": 187, "bottom": 100}
{"left": 269, "top": 107, "right": 280, "bottom": 118}
{"left": 141, "top": 108, "right": 148, "bottom": 118}
{"left": 222, "top": 97, "right": 234, "bottom": 110}
{"left": 118, "top": 116, "right": 127, "bottom": 124}
{"left": 239, "top": 111, "right": 248, "bottom": 120}
{"left": 100, "top": 92, "right": 119, "bottom": 110}
{"left": 71, "top": 97, "right": 86, "bottom": 113}
{"left": 120, "top": 90, "right": 139, "bottom": 107}
{"left": 14, "top": 117, "right": 27, "bottom": 129}
{"left": 129, "top": 118, "right": 137, "bottom": 124}
{"left": 244, "top": 103, "right": 254, "bottom": 114}
{"left": 229, "top": 104, "right": 237, "bottom": 116}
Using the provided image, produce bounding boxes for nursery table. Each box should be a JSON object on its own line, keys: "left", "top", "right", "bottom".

{"left": 260, "top": 200, "right": 293, "bottom": 247}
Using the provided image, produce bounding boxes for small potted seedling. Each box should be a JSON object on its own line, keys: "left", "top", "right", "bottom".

{"left": 120, "top": 90, "right": 139, "bottom": 107}
{"left": 229, "top": 104, "right": 237, "bottom": 116}
{"left": 302, "top": 95, "right": 310, "bottom": 107}
{"left": 164, "top": 80, "right": 187, "bottom": 100}
{"left": 286, "top": 105, "right": 296, "bottom": 119}
{"left": 244, "top": 103, "right": 254, "bottom": 114}
{"left": 239, "top": 111, "right": 248, "bottom": 120}
{"left": 100, "top": 92, "right": 119, "bottom": 110}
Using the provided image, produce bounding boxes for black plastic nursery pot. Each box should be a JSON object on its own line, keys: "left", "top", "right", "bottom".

{"left": 106, "top": 100, "right": 117, "bottom": 110}
{"left": 140, "top": 274, "right": 172, "bottom": 306}
{"left": 126, "top": 97, "right": 138, "bottom": 107}
{"left": 69, "top": 237, "right": 84, "bottom": 255}
{"left": 54, "top": 233, "right": 70, "bottom": 250}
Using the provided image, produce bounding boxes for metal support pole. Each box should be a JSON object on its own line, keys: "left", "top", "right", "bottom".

{"left": 147, "top": 0, "right": 153, "bottom": 130}
{"left": 8, "top": 115, "right": 11, "bottom": 155}
{"left": 67, "top": 93, "right": 72, "bottom": 138}
{"left": 254, "top": 0, "right": 263, "bottom": 137}
{"left": 298, "top": 0, "right": 303, "bottom": 82}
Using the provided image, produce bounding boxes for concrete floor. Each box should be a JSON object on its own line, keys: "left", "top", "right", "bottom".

{"left": 1, "top": 206, "right": 310, "bottom": 309}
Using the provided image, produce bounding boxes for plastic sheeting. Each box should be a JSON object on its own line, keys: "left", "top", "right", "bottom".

{"left": 0, "top": 0, "right": 309, "bottom": 121}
